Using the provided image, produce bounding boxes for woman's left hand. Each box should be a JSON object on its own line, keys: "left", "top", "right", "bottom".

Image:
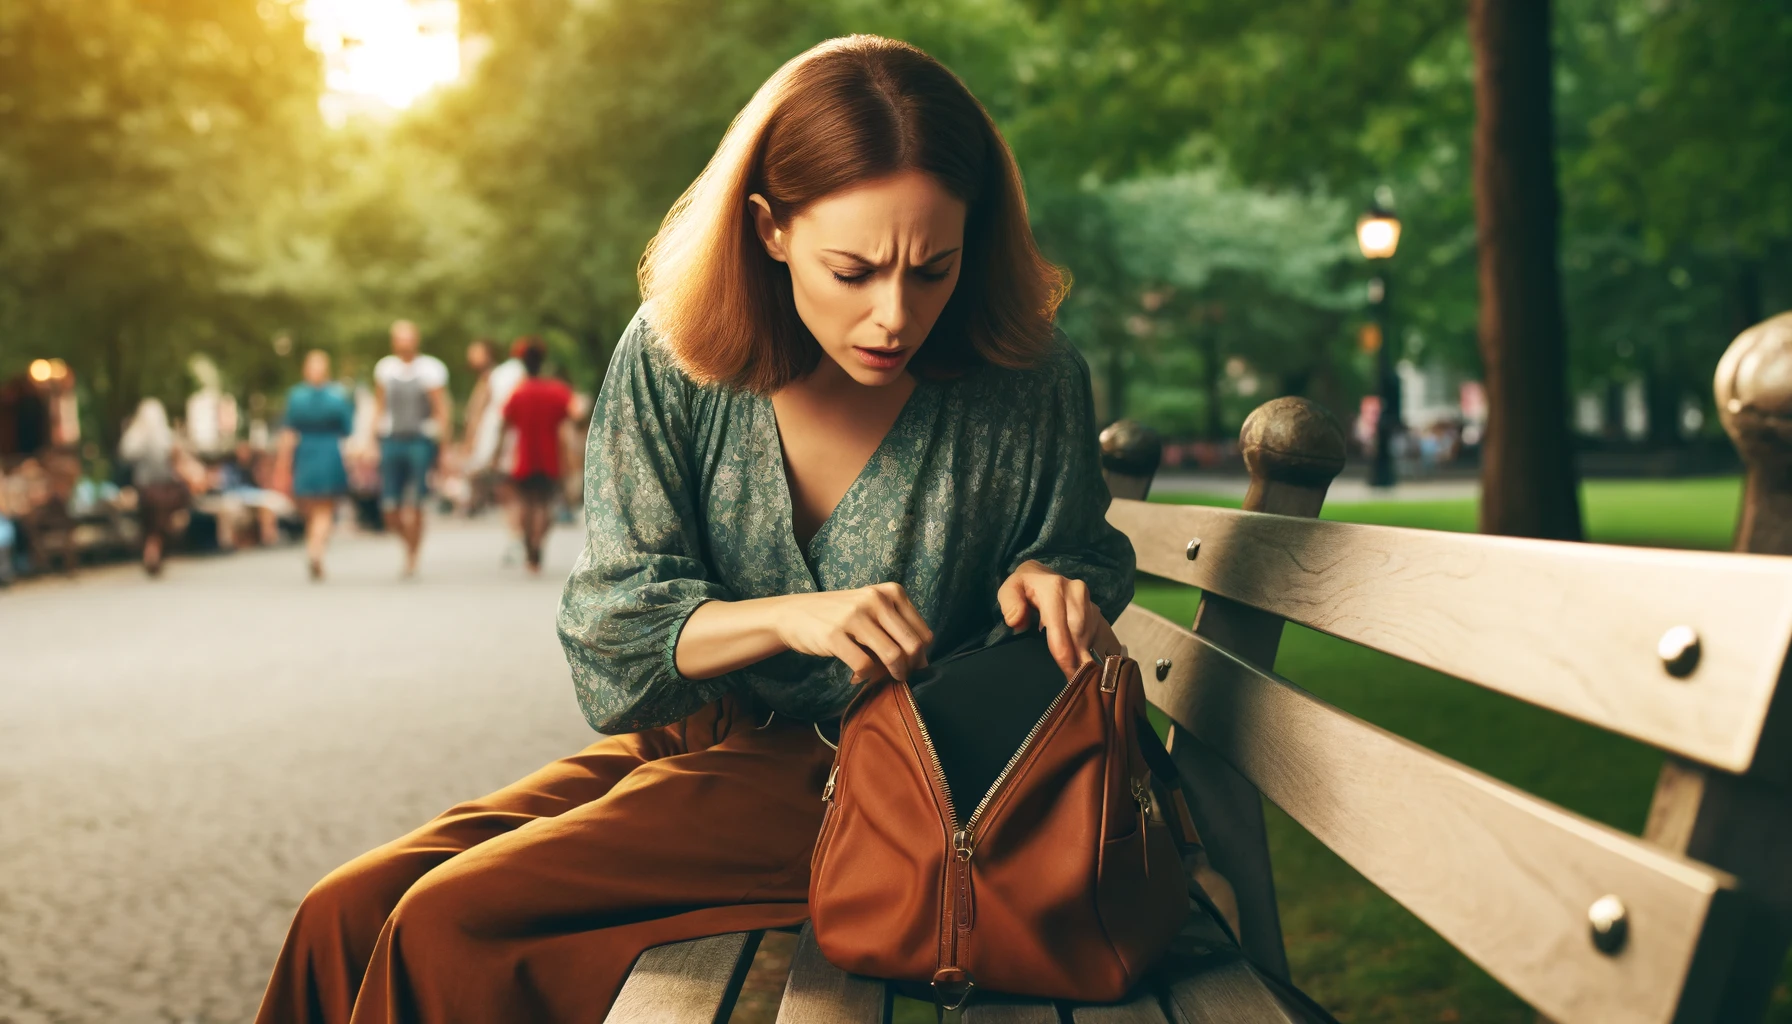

{"left": 997, "top": 560, "right": 1121, "bottom": 679}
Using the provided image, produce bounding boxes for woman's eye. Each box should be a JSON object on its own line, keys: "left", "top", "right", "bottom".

{"left": 914, "top": 267, "right": 952, "bottom": 283}
{"left": 830, "top": 270, "right": 872, "bottom": 285}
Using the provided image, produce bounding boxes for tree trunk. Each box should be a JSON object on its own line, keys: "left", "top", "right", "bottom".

{"left": 1469, "top": 0, "right": 1583, "bottom": 539}
{"left": 1200, "top": 327, "right": 1224, "bottom": 441}
{"left": 98, "top": 323, "right": 134, "bottom": 458}
{"left": 1602, "top": 378, "right": 1626, "bottom": 442}
{"left": 1105, "top": 320, "right": 1126, "bottom": 424}
{"left": 1307, "top": 313, "right": 1347, "bottom": 428}
{"left": 1643, "top": 365, "right": 1682, "bottom": 449}
{"left": 1731, "top": 260, "right": 1764, "bottom": 339}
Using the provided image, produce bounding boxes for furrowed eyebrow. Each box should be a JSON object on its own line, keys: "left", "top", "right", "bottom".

{"left": 821, "top": 247, "right": 961, "bottom": 266}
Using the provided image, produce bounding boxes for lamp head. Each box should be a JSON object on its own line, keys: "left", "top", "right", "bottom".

{"left": 1356, "top": 199, "right": 1401, "bottom": 260}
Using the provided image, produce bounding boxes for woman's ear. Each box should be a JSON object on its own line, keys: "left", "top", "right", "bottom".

{"left": 747, "top": 194, "right": 789, "bottom": 264}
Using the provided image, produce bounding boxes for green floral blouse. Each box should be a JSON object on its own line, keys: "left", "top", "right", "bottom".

{"left": 556, "top": 311, "right": 1136, "bottom": 734}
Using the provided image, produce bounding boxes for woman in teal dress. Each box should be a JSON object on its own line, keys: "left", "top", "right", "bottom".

{"left": 280, "top": 349, "right": 355, "bottom": 581}
{"left": 258, "top": 36, "right": 1135, "bottom": 1024}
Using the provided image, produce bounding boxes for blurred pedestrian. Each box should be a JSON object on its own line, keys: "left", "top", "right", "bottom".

{"left": 0, "top": 483, "right": 17, "bottom": 586}
{"left": 216, "top": 439, "right": 292, "bottom": 547}
{"left": 280, "top": 350, "right": 355, "bottom": 580}
{"left": 471, "top": 338, "right": 529, "bottom": 562}
{"left": 500, "top": 338, "right": 576, "bottom": 573}
{"left": 373, "top": 320, "right": 450, "bottom": 577}
{"left": 457, "top": 338, "right": 497, "bottom": 514}
{"left": 118, "top": 397, "right": 188, "bottom": 577}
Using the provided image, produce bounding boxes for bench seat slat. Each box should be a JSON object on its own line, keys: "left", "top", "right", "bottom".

{"left": 1070, "top": 992, "right": 1170, "bottom": 1022}
{"left": 774, "top": 923, "right": 888, "bottom": 1023}
{"left": 1109, "top": 499, "right": 1792, "bottom": 777}
{"left": 606, "top": 931, "right": 762, "bottom": 1023}
{"left": 1163, "top": 958, "right": 1296, "bottom": 1024}
{"left": 1116, "top": 605, "right": 1741, "bottom": 1024}
{"left": 963, "top": 998, "right": 1061, "bottom": 1022}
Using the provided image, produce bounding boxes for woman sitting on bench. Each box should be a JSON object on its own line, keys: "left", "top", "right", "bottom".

{"left": 257, "top": 34, "right": 1135, "bottom": 1024}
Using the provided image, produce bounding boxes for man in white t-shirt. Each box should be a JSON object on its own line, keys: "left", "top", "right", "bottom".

{"left": 373, "top": 320, "right": 450, "bottom": 577}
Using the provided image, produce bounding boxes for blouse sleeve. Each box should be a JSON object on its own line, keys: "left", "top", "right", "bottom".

{"left": 556, "top": 314, "right": 734, "bottom": 734}
{"left": 1001, "top": 340, "right": 1137, "bottom": 625}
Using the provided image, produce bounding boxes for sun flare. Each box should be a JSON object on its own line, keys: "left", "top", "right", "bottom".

{"left": 303, "top": 0, "right": 461, "bottom": 119}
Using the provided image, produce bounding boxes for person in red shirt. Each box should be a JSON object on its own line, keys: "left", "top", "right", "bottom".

{"left": 501, "top": 338, "right": 577, "bottom": 573}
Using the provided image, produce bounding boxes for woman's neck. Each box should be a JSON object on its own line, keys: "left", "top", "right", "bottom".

{"left": 792, "top": 353, "right": 902, "bottom": 400}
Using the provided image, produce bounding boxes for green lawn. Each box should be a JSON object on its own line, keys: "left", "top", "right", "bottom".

{"left": 1132, "top": 475, "right": 1789, "bottom": 1023}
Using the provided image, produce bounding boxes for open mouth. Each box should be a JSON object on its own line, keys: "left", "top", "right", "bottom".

{"left": 854, "top": 347, "right": 906, "bottom": 370}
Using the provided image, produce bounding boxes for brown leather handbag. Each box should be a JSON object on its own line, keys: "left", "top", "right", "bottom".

{"left": 807, "top": 632, "right": 1201, "bottom": 1007}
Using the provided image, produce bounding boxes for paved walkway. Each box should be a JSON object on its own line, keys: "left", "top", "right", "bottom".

{"left": 0, "top": 520, "right": 594, "bottom": 1024}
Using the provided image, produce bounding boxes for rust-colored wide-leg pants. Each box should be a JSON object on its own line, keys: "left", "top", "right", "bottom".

{"left": 256, "top": 696, "right": 833, "bottom": 1024}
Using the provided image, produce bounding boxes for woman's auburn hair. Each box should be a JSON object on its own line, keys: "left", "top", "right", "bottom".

{"left": 639, "top": 35, "right": 1066, "bottom": 394}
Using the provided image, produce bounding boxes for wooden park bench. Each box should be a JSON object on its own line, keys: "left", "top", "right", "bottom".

{"left": 601, "top": 312, "right": 1792, "bottom": 1023}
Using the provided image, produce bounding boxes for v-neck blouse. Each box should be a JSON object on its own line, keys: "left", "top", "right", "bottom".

{"left": 557, "top": 311, "right": 1137, "bottom": 734}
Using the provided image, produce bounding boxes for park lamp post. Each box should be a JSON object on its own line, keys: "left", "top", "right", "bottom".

{"left": 1357, "top": 199, "right": 1401, "bottom": 488}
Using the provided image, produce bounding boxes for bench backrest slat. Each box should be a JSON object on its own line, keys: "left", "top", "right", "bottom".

{"left": 1117, "top": 604, "right": 1742, "bottom": 1024}
{"left": 1110, "top": 499, "right": 1792, "bottom": 778}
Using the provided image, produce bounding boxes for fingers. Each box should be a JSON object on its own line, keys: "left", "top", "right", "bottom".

{"left": 1028, "top": 577, "right": 1079, "bottom": 679}
{"left": 830, "top": 583, "right": 934, "bottom": 684}
{"left": 1065, "top": 578, "right": 1093, "bottom": 656}
{"left": 996, "top": 573, "right": 1031, "bottom": 630}
{"left": 828, "top": 635, "right": 885, "bottom": 687}
{"left": 873, "top": 583, "right": 933, "bottom": 671}
{"left": 1090, "top": 616, "right": 1121, "bottom": 660}
{"left": 852, "top": 615, "right": 912, "bottom": 684}
{"left": 1003, "top": 567, "right": 1104, "bottom": 679}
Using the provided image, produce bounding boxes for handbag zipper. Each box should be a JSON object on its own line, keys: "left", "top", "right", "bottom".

{"left": 900, "top": 655, "right": 1106, "bottom": 1002}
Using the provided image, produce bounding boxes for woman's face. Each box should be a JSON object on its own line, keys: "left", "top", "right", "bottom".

{"left": 303, "top": 352, "right": 330, "bottom": 385}
{"left": 752, "top": 170, "right": 966, "bottom": 388}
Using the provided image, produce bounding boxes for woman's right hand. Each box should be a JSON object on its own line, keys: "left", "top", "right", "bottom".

{"left": 776, "top": 583, "right": 934, "bottom": 685}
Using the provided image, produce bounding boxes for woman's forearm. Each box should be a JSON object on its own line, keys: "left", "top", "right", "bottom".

{"left": 674, "top": 596, "right": 794, "bottom": 680}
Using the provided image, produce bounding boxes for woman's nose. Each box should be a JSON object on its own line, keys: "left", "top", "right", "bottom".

{"left": 873, "top": 275, "right": 909, "bottom": 339}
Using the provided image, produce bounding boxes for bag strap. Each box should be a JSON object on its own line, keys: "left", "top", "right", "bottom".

{"left": 1135, "top": 718, "right": 1241, "bottom": 949}
{"left": 1136, "top": 718, "right": 1205, "bottom": 850}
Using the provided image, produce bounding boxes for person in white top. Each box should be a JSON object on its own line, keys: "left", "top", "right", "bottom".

{"left": 467, "top": 338, "right": 530, "bottom": 563}
{"left": 471, "top": 341, "right": 527, "bottom": 475}
{"left": 372, "top": 320, "right": 450, "bottom": 577}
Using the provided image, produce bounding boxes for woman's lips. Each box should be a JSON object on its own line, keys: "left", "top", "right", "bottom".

{"left": 854, "top": 346, "right": 905, "bottom": 370}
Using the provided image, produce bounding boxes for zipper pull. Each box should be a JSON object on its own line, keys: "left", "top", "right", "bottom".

{"left": 1132, "top": 775, "right": 1152, "bottom": 812}
{"left": 1132, "top": 777, "right": 1152, "bottom": 877}
{"left": 822, "top": 763, "right": 839, "bottom": 802}
{"left": 953, "top": 829, "right": 974, "bottom": 862}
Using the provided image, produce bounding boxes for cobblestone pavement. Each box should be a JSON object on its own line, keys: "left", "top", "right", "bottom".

{"left": 0, "top": 520, "right": 595, "bottom": 1024}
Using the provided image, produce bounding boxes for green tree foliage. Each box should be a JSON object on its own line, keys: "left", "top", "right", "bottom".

{"left": 1560, "top": 0, "right": 1792, "bottom": 444}
{"left": 1044, "top": 172, "right": 1363, "bottom": 435}
{"left": 1025, "top": 0, "right": 1792, "bottom": 441}
{"left": 5, "top": 0, "right": 1787, "bottom": 464}
{"left": 407, "top": 0, "right": 847, "bottom": 377}
{"left": 0, "top": 0, "right": 324, "bottom": 444}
